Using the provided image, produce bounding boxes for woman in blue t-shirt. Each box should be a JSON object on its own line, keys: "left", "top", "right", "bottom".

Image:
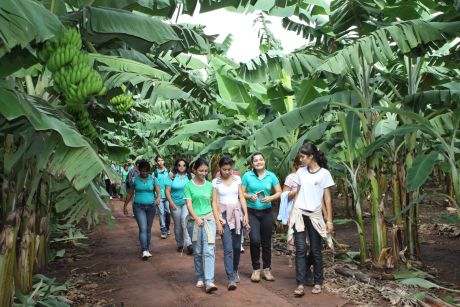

{"left": 123, "top": 160, "right": 161, "bottom": 260}
{"left": 166, "top": 158, "right": 193, "bottom": 254}
{"left": 242, "top": 152, "right": 282, "bottom": 283}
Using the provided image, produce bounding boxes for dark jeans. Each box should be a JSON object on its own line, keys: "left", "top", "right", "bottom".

{"left": 248, "top": 207, "right": 273, "bottom": 270}
{"left": 294, "top": 215, "right": 323, "bottom": 285}
{"left": 221, "top": 212, "right": 242, "bottom": 281}
{"left": 166, "top": 212, "right": 171, "bottom": 231}
{"left": 133, "top": 203, "right": 156, "bottom": 252}
{"left": 104, "top": 179, "right": 112, "bottom": 196}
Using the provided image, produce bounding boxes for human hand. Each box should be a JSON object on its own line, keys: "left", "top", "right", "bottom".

{"left": 217, "top": 224, "right": 224, "bottom": 235}
{"left": 194, "top": 217, "right": 203, "bottom": 227}
{"left": 261, "top": 196, "right": 271, "bottom": 203}
{"left": 326, "top": 222, "right": 334, "bottom": 233}
{"left": 243, "top": 215, "right": 249, "bottom": 227}
{"left": 170, "top": 203, "right": 177, "bottom": 211}
{"left": 155, "top": 198, "right": 161, "bottom": 206}
{"left": 250, "top": 194, "right": 258, "bottom": 202}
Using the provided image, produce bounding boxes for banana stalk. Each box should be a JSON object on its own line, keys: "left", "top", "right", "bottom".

{"left": 35, "top": 179, "right": 51, "bottom": 272}
{"left": 16, "top": 210, "right": 36, "bottom": 293}
{"left": 369, "top": 170, "right": 387, "bottom": 262}
{"left": 0, "top": 211, "right": 21, "bottom": 307}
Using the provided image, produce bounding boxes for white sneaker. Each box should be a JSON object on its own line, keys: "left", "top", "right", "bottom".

{"left": 146, "top": 251, "right": 152, "bottom": 257}
{"left": 142, "top": 251, "right": 149, "bottom": 260}
{"left": 241, "top": 246, "right": 245, "bottom": 253}
{"left": 196, "top": 280, "right": 204, "bottom": 288}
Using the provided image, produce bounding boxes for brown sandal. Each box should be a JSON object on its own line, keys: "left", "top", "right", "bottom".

{"left": 312, "top": 284, "right": 322, "bottom": 294}
{"left": 294, "top": 286, "right": 305, "bottom": 297}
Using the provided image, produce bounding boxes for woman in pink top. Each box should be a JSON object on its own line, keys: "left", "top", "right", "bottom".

{"left": 283, "top": 155, "right": 301, "bottom": 199}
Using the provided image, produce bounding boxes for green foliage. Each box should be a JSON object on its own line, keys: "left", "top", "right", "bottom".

{"left": 15, "top": 274, "right": 69, "bottom": 307}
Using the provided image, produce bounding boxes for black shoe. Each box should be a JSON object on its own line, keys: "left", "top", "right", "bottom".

{"left": 177, "top": 247, "right": 183, "bottom": 253}
{"left": 186, "top": 245, "right": 193, "bottom": 255}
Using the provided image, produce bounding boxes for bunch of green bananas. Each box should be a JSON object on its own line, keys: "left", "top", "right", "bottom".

{"left": 66, "top": 104, "right": 97, "bottom": 140}
{"left": 109, "top": 93, "right": 135, "bottom": 114}
{"left": 38, "top": 28, "right": 107, "bottom": 140}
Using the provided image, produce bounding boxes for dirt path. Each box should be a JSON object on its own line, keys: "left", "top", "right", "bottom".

{"left": 61, "top": 200, "right": 349, "bottom": 306}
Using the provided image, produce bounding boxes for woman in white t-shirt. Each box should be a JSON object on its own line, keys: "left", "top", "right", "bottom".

{"left": 291, "top": 144, "right": 334, "bottom": 297}
{"left": 212, "top": 156, "right": 249, "bottom": 291}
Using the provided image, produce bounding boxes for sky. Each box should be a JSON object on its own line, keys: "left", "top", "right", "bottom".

{"left": 178, "top": 9, "right": 308, "bottom": 63}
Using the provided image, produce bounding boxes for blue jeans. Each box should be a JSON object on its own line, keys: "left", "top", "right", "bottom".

{"left": 158, "top": 199, "right": 170, "bottom": 234}
{"left": 294, "top": 215, "right": 323, "bottom": 285}
{"left": 133, "top": 203, "right": 156, "bottom": 252}
{"left": 171, "top": 205, "right": 191, "bottom": 248}
{"left": 187, "top": 219, "right": 216, "bottom": 286}
{"left": 221, "top": 212, "right": 242, "bottom": 282}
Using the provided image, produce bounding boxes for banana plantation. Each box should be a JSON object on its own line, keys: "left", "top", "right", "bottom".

{"left": 1, "top": 0, "right": 459, "bottom": 305}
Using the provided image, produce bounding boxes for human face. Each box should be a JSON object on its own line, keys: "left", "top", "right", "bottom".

{"left": 156, "top": 158, "right": 164, "bottom": 168}
{"left": 139, "top": 168, "right": 150, "bottom": 178}
{"left": 299, "top": 153, "right": 314, "bottom": 167}
{"left": 220, "top": 164, "right": 232, "bottom": 179}
{"left": 177, "top": 161, "right": 187, "bottom": 174}
{"left": 252, "top": 154, "right": 265, "bottom": 171}
{"left": 195, "top": 165, "right": 208, "bottom": 181}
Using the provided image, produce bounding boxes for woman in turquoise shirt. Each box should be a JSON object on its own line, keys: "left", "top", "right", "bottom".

{"left": 124, "top": 160, "right": 161, "bottom": 260}
{"left": 165, "top": 158, "right": 193, "bottom": 254}
{"left": 242, "top": 152, "right": 282, "bottom": 283}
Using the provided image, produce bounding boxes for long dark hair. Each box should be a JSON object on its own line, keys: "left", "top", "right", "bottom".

{"left": 218, "top": 156, "right": 234, "bottom": 168}
{"left": 251, "top": 152, "right": 265, "bottom": 176}
{"left": 192, "top": 158, "right": 209, "bottom": 170}
{"left": 173, "top": 158, "right": 192, "bottom": 180}
{"left": 138, "top": 160, "right": 150, "bottom": 172}
{"left": 299, "top": 143, "right": 328, "bottom": 169}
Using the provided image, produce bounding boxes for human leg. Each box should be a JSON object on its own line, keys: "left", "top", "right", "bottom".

{"left": 145, "top": 205, "right": 156, "bottom": 251}
{"left": 305, "top": 216, "right": 324, "bottom": 285}
{"left": 221, "top": 220, "right": 235, "bottom": 281}
{"left": 133, "top": 205, "right": 148, "bottom": 252}
{"left": 248, "top": 210, "right": 262, "bottom": 270}
{"left": 187, "top": 220, "right": 204, "bottom": 282}
{"left": 171, "top": 207, "right": 183, "bottom": 248}
{"left": 180, "top": 205, "right": 192, "bottom": 247}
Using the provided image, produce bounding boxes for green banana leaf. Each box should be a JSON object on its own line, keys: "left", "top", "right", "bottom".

{"left": 0, "top": 0, "right": 62, "bottom": 49}
{"left": 407, "top": 151, "right": 440, "bottom": 192}
{"left": 0, "top": 86, "right": 109, "bottom": 190}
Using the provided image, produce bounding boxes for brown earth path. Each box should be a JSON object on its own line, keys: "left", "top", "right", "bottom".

{"left": 71, "top": 200, "right": 349, "bottom": 307}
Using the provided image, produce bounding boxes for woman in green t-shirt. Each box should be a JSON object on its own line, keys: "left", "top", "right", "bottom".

{"left": 184, "top": 158, "right": 223, "bottom": 293}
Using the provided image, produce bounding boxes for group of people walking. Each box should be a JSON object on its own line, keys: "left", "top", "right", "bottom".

{"left": 121, "top": 143, "right": 335, "bottom": 297}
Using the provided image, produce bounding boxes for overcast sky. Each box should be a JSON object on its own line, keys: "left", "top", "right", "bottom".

{"left": 178, "top": 9, "right": 307, "bottom": 63}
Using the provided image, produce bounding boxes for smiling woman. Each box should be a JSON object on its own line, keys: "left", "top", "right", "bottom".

{"left": 123, "top": 160, "right": 162, "bottom": 260}
{"left": 242, "top": 152, "right": 282, "bottom": 283}
{"left": 184, "top": 158, "right": 222, "bottom": 293}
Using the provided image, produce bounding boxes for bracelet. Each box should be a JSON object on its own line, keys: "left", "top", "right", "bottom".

{"left": 327, "top": 221, "right": 333, "bottom": 225}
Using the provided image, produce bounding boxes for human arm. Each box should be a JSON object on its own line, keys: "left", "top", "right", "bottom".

{"left": 186, "top": 198, "right": 202, "bottom": 227}
{"left": 283, "top": 185, "right": 298, "bottom": 201}
{"left": 261, "top": 183, "right": 282, "bottom": 203}
{"left": 242, "top": 185, "right": 258, "bottom": 202}
{"left": 324, "top": 187, "right": 333, "bottom": 233}
{"left": 154, "top": 184, "right": 161, "bottom": 206}
{"left": 123, "top": 189, "right": 134, "bottom": 216}
{"left": 238, "top": 184, "right": 249, "bottom": 226}
{"left": 212, "top": 188, "right": 224, "bottom": 235}
{"left": 165, "top": 186, "right": 176, "bottom": 211}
